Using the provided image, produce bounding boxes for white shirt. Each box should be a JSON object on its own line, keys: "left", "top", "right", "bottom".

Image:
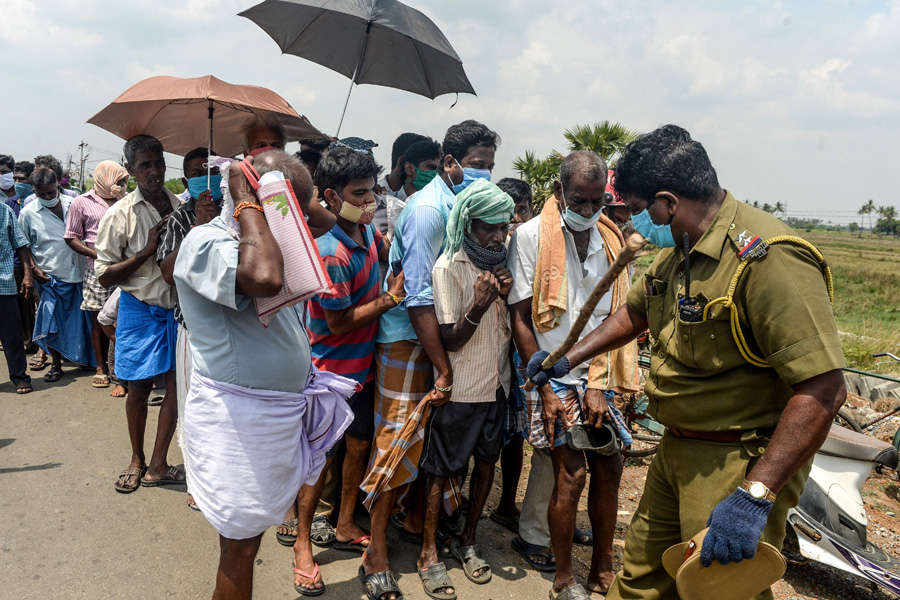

{"left": 375, "top": 176, "right": 408, "bottom": 237}
{"left": 507, "top": 214, "right": 611, "bottom": 385}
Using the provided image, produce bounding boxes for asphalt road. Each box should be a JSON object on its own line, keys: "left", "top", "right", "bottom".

{"left": 0, "top": 359, "right": 560, "bottom": 600}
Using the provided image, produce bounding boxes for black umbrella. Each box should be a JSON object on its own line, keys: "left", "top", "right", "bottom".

{"left": 239, "top": 0, "right": 476, "bottom": 135}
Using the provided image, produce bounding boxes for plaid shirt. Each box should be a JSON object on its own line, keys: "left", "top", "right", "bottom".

{"left": 157, "top": 198, "right": 198, "bottom": 324}
{"left": 0, "top": 203, "right": 29, "bottom": 295}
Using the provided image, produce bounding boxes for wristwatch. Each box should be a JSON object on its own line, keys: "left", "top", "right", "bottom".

{"left": 741, "top": 479, "right": 777, "bottom": 502}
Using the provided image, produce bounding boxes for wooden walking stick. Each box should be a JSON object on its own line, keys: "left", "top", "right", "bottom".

{"left": 524, "top": 232, "right": 647, "bottom": 390}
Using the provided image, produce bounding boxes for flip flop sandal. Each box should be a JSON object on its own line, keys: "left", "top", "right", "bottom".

{"left": 29, "top": 355, "right": 48, "bottom": 371}
{"left": 358, "top": 565, "right": 403, "bottom": 600}
{"left": 418, "top": 562, "right": 456, "bottom": 600}
{"left": 15, "top": 381, "right": 33, "bottom": 394}
{"left": 449, "top": 538, "right": 492, "bottom": 584}
{"left": 92, "top": 374, "right": 110, "bottom": 388}
{"left": 511, "top": 535, "right": 556, "bottom": 572}
{"left": 114, "top": 466, "right": 146, "bottom": 494}
{"left": 573, "top": 526, "right": 593, "bottom": 546}
{"left": 141, "top": 465, "right": 186, "bottom": 487}
{"left": 549, "top": 583, "right": 591, "bottom": 600}
{"left": 333, "top": 534, "right": 371, "bottom": 553}
{"left": 276, "top": 519, "right": 298, "bottom": 546}
{"left": 293, "top": 560, "right": 325, "bottom": 596}
{"left": 489, "top": 510, "right": 520, "bottom": 534}
{"left": 310, "top": 514, "right": 335, "bottom": 547}
{"left": 44, "top": 368, "right": 62, "bottom": 382}
{"left": 146, "top": 395, "right": 164, "bottom": 407}
{"left": 187, "top": 495, "right": 201, "bottom": 512}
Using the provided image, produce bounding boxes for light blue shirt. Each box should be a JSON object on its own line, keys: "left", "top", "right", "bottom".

{"left": 18, "top": 196, "right": 84, "bottom": 283}
{"left": 1, "top": 203, "right": 29, "bottom": 295}
{"left": 173, "top": 216, "right": 311, "bottom": 393}
{"left": 376, "top": 175, "right": 455, "bottom": 343}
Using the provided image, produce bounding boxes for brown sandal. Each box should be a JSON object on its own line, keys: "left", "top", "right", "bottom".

{"left": 141, "top": 464, "right": 186, "bottom": 487}
{"left": 114, "top": 466, "right": 146, "bottom": 494}
{"left": 28, "top": 354, "right": 48, "bottom": 371}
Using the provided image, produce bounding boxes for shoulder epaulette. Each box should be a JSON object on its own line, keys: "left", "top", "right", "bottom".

{"left": 728, "top": 225, "right": 769, "bottom": 262}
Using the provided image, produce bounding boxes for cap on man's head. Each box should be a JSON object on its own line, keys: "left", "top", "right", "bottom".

{"left": 330, "top": 137, "right": 378, "bottom": 155}
{"left": 605, "top": 169, "right": 626, "bottom": 206}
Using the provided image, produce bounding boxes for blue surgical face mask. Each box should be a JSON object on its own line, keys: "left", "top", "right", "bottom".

{"left": 451, "top": 159, "right": 490, "bottom": 194}
{"left": 632, "top": 207, "right": 676, "bottom": 247}
{"left": 559, "top": 188, "right": 602, "bottom": 232}
{"left": 186, "top": 173, "right": 223, "bottom": 202}
{"left": 14, "top": 182, "right": 32, "bottom": 199}
{"left": 0, "top": 172, "right": 13, "bottom": 190}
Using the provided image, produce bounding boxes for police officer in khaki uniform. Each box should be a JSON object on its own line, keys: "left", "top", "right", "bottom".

{"left": 527, "top": 125, "right": 847, "bottom": 600}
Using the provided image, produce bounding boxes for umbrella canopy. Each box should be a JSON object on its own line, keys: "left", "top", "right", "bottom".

{"left": 239, "top": 0, "right": 476, "bottom": 100}
{"left": 87, "top": 74, "right": 325, "bottom": 157}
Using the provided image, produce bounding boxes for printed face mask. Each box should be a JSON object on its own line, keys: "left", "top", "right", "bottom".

{"left": 337, "top": 193, "right": 376, "bottom": 224}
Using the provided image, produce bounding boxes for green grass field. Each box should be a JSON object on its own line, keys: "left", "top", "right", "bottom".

{"left": 806, "top": 231, "right": 900, "bottom": 373}
{"left": 632, "top": 230, "right": 900, "bottom": 373}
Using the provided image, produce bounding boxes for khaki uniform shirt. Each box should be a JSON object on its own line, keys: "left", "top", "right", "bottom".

{"left": 432, "top": 249, "right": 511, "bottom": 402}
{"left": 626, "top": 192, "right": 844, "bottom": 432}
{"left": 94, "top": 187, "right": 180, "bottom": 309}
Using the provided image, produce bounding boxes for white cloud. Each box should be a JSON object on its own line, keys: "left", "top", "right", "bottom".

{"left": 799, "top": 58, "right": 898, "bottom": 117}
{"left": 4, "top": 0, "right": 898, "bottom": 218}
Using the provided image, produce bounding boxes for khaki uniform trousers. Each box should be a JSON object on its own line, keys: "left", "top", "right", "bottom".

{"left": 606, "top": 432, "right": 809, "bottom": 600}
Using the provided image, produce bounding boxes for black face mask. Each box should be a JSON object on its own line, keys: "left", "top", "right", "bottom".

{"left": 463, "top": 235, "right": 507, "bottom": 271}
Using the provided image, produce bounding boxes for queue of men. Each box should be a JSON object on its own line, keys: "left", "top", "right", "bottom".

{"left": 0, "top": 120, "right": 845, "bottom": 600}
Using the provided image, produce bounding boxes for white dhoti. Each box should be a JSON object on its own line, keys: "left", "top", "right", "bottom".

{"left": 183, "top": 367, "right": 356, "bottom": 540}
{"left": 175, "top": 323, "right": 193, "bottom": 482}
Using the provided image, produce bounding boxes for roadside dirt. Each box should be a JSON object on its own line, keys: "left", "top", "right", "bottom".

{"left": 482, "top": 445, "right": 900, "bottom": 600}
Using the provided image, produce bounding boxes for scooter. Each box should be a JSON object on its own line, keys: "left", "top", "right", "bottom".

{"left": 786, "top": 423, "right": 900, "bottom": 595}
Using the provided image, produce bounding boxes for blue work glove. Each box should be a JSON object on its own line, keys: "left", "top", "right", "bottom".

{"left": 700, "top": 488, "right": 774, "bottom": 567}
{"left": 526, "top": 351, "right": 570, "bottom": 387}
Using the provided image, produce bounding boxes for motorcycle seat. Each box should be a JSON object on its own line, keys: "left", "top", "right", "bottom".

{"left": 818, "top": 424, "right": 898, "bottom": 468}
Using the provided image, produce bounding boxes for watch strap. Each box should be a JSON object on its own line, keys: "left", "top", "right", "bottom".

{"left": 741, "top": 479, "right": 776, "bottom": 502}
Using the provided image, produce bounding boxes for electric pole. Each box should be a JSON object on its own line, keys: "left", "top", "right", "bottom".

{"left": 78, "top": 141, "right": 89, "bottom": 192}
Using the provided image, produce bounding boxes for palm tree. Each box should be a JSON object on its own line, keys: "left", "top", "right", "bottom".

{"left": 859, "top": 199, "right": 876, "bottom": 230}
{"left": 562, "top": 121, "right": 637, "bottom": 164}
{"left": 512, "top": 150, "right": 562, "bottom": 211}
{"left": 774, "top": 201, "right": 785, "bottom": 216}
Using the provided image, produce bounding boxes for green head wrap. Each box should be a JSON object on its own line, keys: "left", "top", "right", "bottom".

{"left": 444, "top": 178, "right": 514, "bottom": 258}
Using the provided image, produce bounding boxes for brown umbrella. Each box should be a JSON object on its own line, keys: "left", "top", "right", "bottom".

{"left": 87, "top": 74, "right": 325, "bottom": 159}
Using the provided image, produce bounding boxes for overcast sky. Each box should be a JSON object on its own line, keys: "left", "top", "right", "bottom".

{"left": 4, "top": 0, "right": 898, "bottom": 223}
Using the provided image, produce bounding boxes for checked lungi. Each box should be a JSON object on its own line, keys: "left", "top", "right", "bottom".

{"left": 360, "top": 339, "right": 461, "bottom": 512}
{"left": 80, "top": 267, "right": 113, "bottom": 312}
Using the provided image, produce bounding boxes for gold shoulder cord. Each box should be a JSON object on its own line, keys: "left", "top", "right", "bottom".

{"left": 701, "top": 235, "right": 835, "bottom": 368}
